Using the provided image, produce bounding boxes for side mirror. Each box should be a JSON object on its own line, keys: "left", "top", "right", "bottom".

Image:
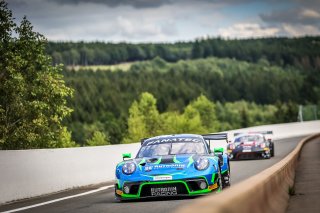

{"left": 214, "top": 147, "right": 224, "bottom": 154}
{"left": 122, "top": 153, "right": 131, "bottom": 160}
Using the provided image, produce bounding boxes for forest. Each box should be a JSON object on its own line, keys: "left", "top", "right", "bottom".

{"left": 47, "top": 37, "right": 320, "bottom": 70}
{"left": 62, "top": 56, "right": 319, "bottom": 145}
{"left": 45, "top": 37, "right": 320, "bottom": 146}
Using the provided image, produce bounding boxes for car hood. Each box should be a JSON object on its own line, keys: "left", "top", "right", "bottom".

{"left": 134, "top": 155, "right": 197, "bottom": 175}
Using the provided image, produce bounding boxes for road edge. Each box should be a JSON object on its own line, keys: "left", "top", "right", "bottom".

{"left": 173, "top": 133, "right": 320, "bottom": 213}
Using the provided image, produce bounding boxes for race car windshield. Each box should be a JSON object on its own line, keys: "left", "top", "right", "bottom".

{"left": 170, "top": 142, "right": 206, "bottom": 155}
{"left": 235, "top": 135, "right": 263, "bottom": 144}
{"left": 137, "top": 141, "right": 206, "bottom": 157}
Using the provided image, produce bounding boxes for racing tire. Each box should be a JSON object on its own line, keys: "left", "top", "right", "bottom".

{"left": 222, "top": 162, "right": 231, "bottom": 188}
{"left": 270, "top": 143, "right": 275, "bottom": 157}
{"left": 217, "top": 162, "right": 223, "bottom": 191}
{"left": 263, "top": 152, "right": 271, "bottom": 159}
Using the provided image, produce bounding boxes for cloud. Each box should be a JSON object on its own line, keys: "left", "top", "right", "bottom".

{"left": 12, "top": 0, "right": 185, "bottom": 42}
{"left": 47, "top": 0, "right": 267, "bottom": 9}
{"left": 295, "top": 0, "right": 320, "bottom": 10}
{"left": 281, "top": 24, "right": 320, "bottom": 37}
{"left": 6, "top": 0, "right": 28, "bottom": 9}
{"left": 259, "top": 1, "right": 320, "bottom": 37}
{"left": 261, "top": 8, "right": 320, "bottom": 25}
{"left": 7, "top": 0, "right": 320, "bottom": 42}
{"left": 218, "top": 23, "right": 279, "bottom": 38}
{"left": 301, "top": 9, "right": 320, "bottom": 19}
{"left": 115, "top": 16, "right": 178, "bottom": 38}
{"left": 48, "top": 0, "right": 173, "bottom": 9}
{"left": 7, "top": 0, "right": 225, "bottom": 42}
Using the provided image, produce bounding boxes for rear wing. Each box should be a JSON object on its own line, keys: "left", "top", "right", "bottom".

{"left": 202, "top": 133, "right": 228, "bottom": 141}
{"left": 233, "top": 131, "right": 273, "bottom": 137}
{"left": 202, "top": 133, "right": 228, "bottom": 151}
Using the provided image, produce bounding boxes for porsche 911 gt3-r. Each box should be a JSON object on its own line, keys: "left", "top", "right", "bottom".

{"left": 227, "top": 131, "right": 274, "bottom": 160}
{"left": 114, "top": 133, "right": 230, "bottom": 200}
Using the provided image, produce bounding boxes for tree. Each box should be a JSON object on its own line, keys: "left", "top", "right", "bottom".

{"left": 138, "top": 92, "right": 161, "bottom": 136}
{"left": 240, "top": 108, "right": 249, "bottom": 128}
{"left": 191, "top": 40, "right": 204, "bottom": 58}
{"left": 86, "top": 131, "right": 110, "bottom": 146}
{"left": 189, "top": 95, "right": 219, "bottom": 132}
{"left": 0, "top": 1, "right": 73, "bottom": 149}
{"left": 51, "top": 51, "right": 63, "bottom": 65}
{"left": 123, "top": 101, "right": 147, "bottom": 143}
{"left": 180, "top": 105, "right": 206, "bottom": 134}
{"left": 123, "top": 92, "right": 160, "bottom": 143}
{"left": 69, "top": 48, "right": 80, "bottom": 67}
{"left": 80, "top": 46, "right": 94, "bottom": 65}
{"left": 56, "top": 127, "right": 78, "bottom": 148}
{"left": 160, "top": 111, "right": 182, "bottom": 134}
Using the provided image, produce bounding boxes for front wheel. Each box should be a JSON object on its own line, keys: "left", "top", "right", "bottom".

{"left": 217, "top": 168, "right": 223, "bottom": 192}
{"left": 270, "top": 143, "right": 275, "bottom": 157}
{"left": 263, "top": 151, "right": 271, "bottom": 159}
{"left": 222, "top": 163, "right": 231, "bottom": 188}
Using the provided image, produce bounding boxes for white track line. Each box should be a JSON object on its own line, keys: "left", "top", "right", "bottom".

{"left": 1, "top": 185, "right": 114, "bottom": 213}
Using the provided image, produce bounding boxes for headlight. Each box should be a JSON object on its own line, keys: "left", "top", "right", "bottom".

{"left": 194, "top": 157, "right": 209, "bottom": 171}
{"left": 260, "top": 143, "right": 266, "bottom": 148}
{"left": 122, "top": 162, "right": 136, "bottom": 175}
{"left": 229, "top": 144, "right": 235, "bottom": 150}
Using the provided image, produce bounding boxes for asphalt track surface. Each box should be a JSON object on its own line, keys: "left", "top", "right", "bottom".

{"left": 0, "top": 136, "right": 306, "bottom": 213}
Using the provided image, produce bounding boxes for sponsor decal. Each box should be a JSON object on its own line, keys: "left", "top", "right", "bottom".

{"left": 153, "top": 175, "right": 173, "bottom": 181}
{"left": 244, "top": 142, "right": 254, "bottom": 146}
{"left": 146, "top": 137, "right": 202, "bottom": 145}
{"left": 151, "top": 187, "right": 177, "bottom": 196}
{"left": 243, "top": 146, "right": 251, "bottom": 152}
{"left": 145, "top": 166, "right": 152, "bottom": 172}
{"left": 145, "top": 164, "right": 185, "bottom": 171}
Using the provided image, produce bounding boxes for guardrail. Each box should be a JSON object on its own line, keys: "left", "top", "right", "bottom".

{"left": 0, "top": 120, "right": 320, "bottom": 205}
{"left": 174, "top": 133, "right": 320, "bottom": 213}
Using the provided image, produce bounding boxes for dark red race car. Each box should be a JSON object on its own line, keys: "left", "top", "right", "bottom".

{"left": 227, "top": 131, "right": 274, "bottom": 160}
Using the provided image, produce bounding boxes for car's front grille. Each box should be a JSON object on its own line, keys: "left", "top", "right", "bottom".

{"left": 140, "top": 182, "right": 188, "bottom": 197}
{"left": 237, "top": 153, "right": 260, "bottom": 159}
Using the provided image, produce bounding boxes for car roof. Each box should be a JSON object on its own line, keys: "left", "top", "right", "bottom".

{"left": 146, "top": 134, "right": 202, "bottom": 140}
{"left": 234, "top": 133, "right": 264, "bottom": 139}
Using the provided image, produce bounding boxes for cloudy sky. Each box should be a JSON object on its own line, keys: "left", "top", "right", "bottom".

{"left": 7, "top": 0, "right": 320, "bottom": 43}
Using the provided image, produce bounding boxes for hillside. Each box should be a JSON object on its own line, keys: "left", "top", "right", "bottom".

{"left": 63, "top": 57, "right": 319, "bottom": 145}
{"left": 48, "top": 37, "right": 320, "bottom": 70}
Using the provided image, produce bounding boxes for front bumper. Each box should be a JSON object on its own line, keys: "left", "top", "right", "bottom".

{"left": 228, "top": 148, "right": 270, "bottom": 160}
{"left": 115, "top": 177, "right": 220, "bottom": 200}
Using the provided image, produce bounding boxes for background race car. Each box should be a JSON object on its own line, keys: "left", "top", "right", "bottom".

{"left": 115, "top": 133, "right": 230, "bottom": 200}
{"left": 227, "top": 131, "right": 275, "bottom": 160}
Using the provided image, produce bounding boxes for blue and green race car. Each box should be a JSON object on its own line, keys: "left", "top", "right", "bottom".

{"left": 115, "top": 133, "right": 230, "bottom": 200}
